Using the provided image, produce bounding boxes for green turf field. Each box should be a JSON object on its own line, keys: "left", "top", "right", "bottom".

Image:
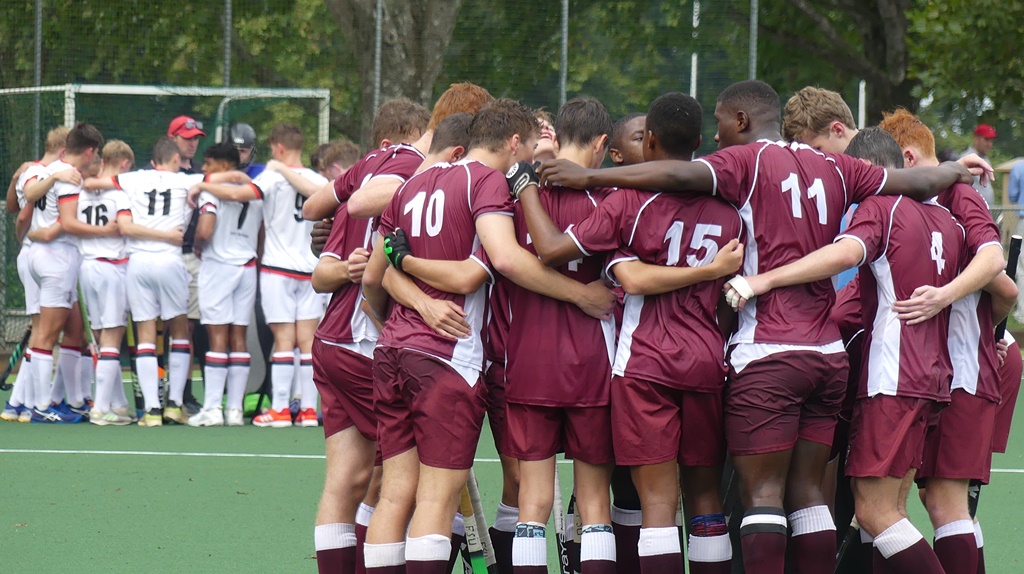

{"left": 2, "top": 377, "right": 1023, "bottom": 573}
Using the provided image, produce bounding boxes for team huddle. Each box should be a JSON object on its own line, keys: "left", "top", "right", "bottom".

{"left": 3, "top": 79, "right": 1021, "bottom": 574}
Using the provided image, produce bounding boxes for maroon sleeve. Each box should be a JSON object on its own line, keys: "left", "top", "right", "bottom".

{"left": 471, "top": 170, "right": 515, "bottom": 219}
{"left": 321, "top": 205, "right": 350, "bottom": 259}
{"left": 333, "top": 163, "right": 361, "bottom": 203}
{"left": 376, "top": 148, "right": 424, "bottom": 179}
{"left": 938, "top": 183, "right": 1001, "bottom": 255}
{"left": 568, "top": 188, "right": 637, "bottom": 255}
{"left": 694, "top": 145, "right": 758, "bottom": 206}
{"left": 833, "top": 153, "right": 887, "bottom": 205}
{"left": 839, "top": 196, "right": 890, "bottom": 264}
{"left": 377, "top": 192, "right": 399, "bottom": 235}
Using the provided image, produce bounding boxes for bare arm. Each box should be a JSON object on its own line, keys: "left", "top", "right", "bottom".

{"left": 893, "top": 244, "right": 1005, "bottom": 324}
{"left": 400, "top": 256, "right": 491, "bottom": 295}
{"left": 6, "top": 161, "right": 31, "bottom": 214}
{"left": 83, "top": 176, "right": 117, "bottom": 192}
{"left": 985, "top": 273, "right": 1018, "bottom": 324}
{"left": 362, "top": 235, "right": 393, "bottom": 324}
{"left": 194, "top": 212, "right": 216, "bottom": 254}
{"left": 267, "top": 160, "right": 320, "bottom": 198}
{"left": 27, "top": 222, "right": 63, "bottom": 243}
{"left": 612, "top": 239, "right": 743, "bottom": 296}
{"left": 25, "top": 169, "right": 82, "bottom": 202}
{"left": 58, "top": 197, "right": 118, "bottom": 238}
{"left": 516, "top": 184, "right": 585, "bottom": 266}
{"left": 190, "top": 181, "right": 259, "bottom": 204}
{"left": 537, "top": 158, "right": 715, "bottom": 195}
{"left": 301, "top": 184, "right": 343, "bottom": 221}
{"left": 16, "top": 203, "right": 34, "bottom": 242}
{"left": 312, "top": 247, "right": 369, "bottom": 293}
{"left": 116, "top": 212, "right": 183, "bottom": 245}
{"left": 380, "top": 267, "right": 472, "bottom": 340}
{"left": 879, "top": 161, "right": 974, "bottom": 201}
{"left": 348, "top": 177, "right": 405, "bottom": 218}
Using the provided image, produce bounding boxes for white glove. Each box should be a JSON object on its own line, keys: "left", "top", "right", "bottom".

{"left": 725, "top": 275, "right": 755, "bottom": 310}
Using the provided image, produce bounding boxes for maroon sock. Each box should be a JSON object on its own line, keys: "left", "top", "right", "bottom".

{"left": 641, "top": 553, "right": 683, "bottom": 573}
{"left": 872, "top": 547, "right": 887, "bottom": 574}
{"left": 613, "top": 521, "right": 641, "bottom": 574}
{"left": 884, "top": 539, "right": 944, "bottom": 573}
{"left": 789, "top": 530, "right": 836, "bottom": 573}
{"left": 580, "top": 559, "right": 617, "bottom": 574}
{"left": 406, "top": 561, "right": 447, "bottom": 574}
{"left": 355, "top": 523, "right": 369, "bottom": 574}
{"left": 740, "top": 532, "right": 787, "bottom": 574}
{"left": 976, "top": 546, "right": 985, "bottom": 574}
{"left": 488, "top": 527, "right": 514, "bottom": 574}
{"left": 366, "top": 566, "right": 406, "bottom": 574}
{"left": 934, "top": 534, "right": 978, "bottom": 574}
{"left": 512, "top": 567, "right": 546, "bottom": 574}
{"left": 689, "top": 558, "right": 731, "bottom": 574}
{"left": 446, "top": 534, "right": 465, "bottom": 574}
{"left": 318, "top": 547, "right": 356, "bottom": 574}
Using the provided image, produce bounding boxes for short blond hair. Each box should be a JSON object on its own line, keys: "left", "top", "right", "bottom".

{"left": 878, "top": 108, "right": 936, "bottom": 160}
{"left": 783, "top": 86, "right": 856, "bottom": 142}
{"left": 102, "top": 140, "right": 135, "bottom": 168}
{"left": 44, "top": 126, "right": 70, "bottom": 154}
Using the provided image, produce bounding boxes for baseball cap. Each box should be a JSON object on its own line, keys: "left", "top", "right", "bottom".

{"left": 974, "top": 124, "right": 997, "bottom": 139}
{"left": 168, "top": 116, "right": 207, "bottom": 138}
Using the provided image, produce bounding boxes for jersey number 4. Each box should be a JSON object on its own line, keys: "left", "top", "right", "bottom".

{"left": 781, "top": 173, "right": 827, "bottom": 224}
{"left": 664, "top": 221, "right": 722, "bottom": 267}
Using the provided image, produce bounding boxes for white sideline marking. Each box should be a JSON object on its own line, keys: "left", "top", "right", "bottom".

{"left": 0, "top": 449, "right": 1021, "bottom": 473}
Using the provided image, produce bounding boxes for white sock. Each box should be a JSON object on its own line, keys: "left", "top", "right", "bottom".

{"left": 581, "top": 524, "right": 616, "bottom": 563}
{"left": 512, "top": 523, "right": 547, "bottom": 567}
{"left": 407, "top": 534, "right": 451, "bottom": 562}
{"left": 451, "top": 513, "right": 465, "bottom": 537}
{"left": 688, "top": 533, "right": 732, "bottom": 562}
{"left": 58, "top": 346, "right": 83, "bottom": 406}
{"left": 226, "top": 352, "right": 251, "bottom": 411}
{"left": 203, "top": 352, "right": 229, "bottom": 410}
{"left": 789, "top": 505, "right": 836, "bottom": 536}
{"left": 271, "top": 351, "right": 295, "bottom": 411}
{"left": 356, "top": 503, "right": 375, "bottom": 527}
{"left": 493, "top": 503, "right": 519, "bottom": 532}
{"left": 364, "top": 541, "right": 405, "bottom": 568}
{"left": 110, "top": 355, "right": 129, "bottom": 408}
{"left": 168, "top": 339, "right": 191, "bottom": 405}
{"left": 934, "top": 519, "right": 975, "bottom": 540}
{"left": 299, "top": 353, "right": 317, "bottom": 410}
{"left": 94, "top": 347, "right": 121, "bottom": 412}
{"left": 49, "top": 351, "right": 66, "bottom": 404}
{"left": 31, "top": 348, "right": 54, "bottom": 410}
{"left": 80, "top": 352, "right": 94, "bottom": 401}
{"left": 874, "top": 518, "right": 925, "bottom": 559}
{"left": 314, "top": 522, "right": 357, "bottom": 551}
{"left": 291, "top": 349, "right": 302, "bottom": 401}
{"left": 638, "top": 526, "right": 681, "bottom": 557}
{"left": 9, "top": 351, "right": 32, "bottom": 407}
{"left": 136, "top": 344, "right": 160, "bottom": 411}
{"left": 612, "top": 504, "right": 643, "bottom": 528}
{"left": 974, "top": 521, "right": 984, "bottom": 549}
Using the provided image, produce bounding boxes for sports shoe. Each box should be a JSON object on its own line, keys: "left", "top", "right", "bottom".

{"left": 112, "top": 404, "right": 139, "bottom": 423}
{"left": 224, "top": 408, "right": 244, "bottom": 427}
{"left": 163, "top": 402, "right": 189, "bottom": 425}
{"left": 90, "top": 411, "right": 132, "bottom": 426}
{"left": 183, "top": 398, "right": 202, "bottom": 418}
{"left": 138, "top": 408, "right": 163, "bottom": 427}
{"left": 67, "top": 401, "right": 91, "bottom": 419}
{"left": 252, "top": 407, "right": 292, "bottom": 428}
{"left": 31, "top": 406, "right": 84, "bottom": 424}
{"left": 188, "top": 408, "right": 224, "bottom": 427}
{"left": 18, "top": 408, "right": 32, "bottom": 423}
{"left": 1, "top": 402, "right": 24, "bottom": 421}
{"left": 295, "top": 408, "right": 319, "bottom": 427}
{"left": 289, "top": 397, "right": 301, "bottom": 421}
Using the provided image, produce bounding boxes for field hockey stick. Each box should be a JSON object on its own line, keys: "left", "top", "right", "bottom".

{"left": 125, "top": 315, "right": 145, "bottom": 415}
{"left": 0, "top": 325, "right": 32, "bottom": 391}
{"left": 834, "top": 515, "right": 862, "bottom": 572}
{"left": 567, "top": 493, "right": 582, "bottom": 573}
{"left": 466, "top": 469, "right": 498, "bottom": 572}
{"left": 77, "top": 286, "right": 99, "bottom": 361}
{"left": 459, "top": 483, "right": 490, "bottom": 574}
{"left": 553, "top": 463, "right": 571, "bottom": 574}
{"left": 996, "top": 235, "right": 1022, "bottom": 341}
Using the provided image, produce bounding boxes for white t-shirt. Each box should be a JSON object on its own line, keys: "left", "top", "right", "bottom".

{"left": 77, "top": 188, "right": 131, "bottom": 260}
{"left": 197, "top": 191, "right": 263, "bottom": 265}
{"left": 15, "top": 161, "right": 47, "bottom": 247}
{"left": 115, "top": 169, "right": 203, "bottom": 255}
{"left": 254, "top": 168, "right": 325, "bottom": 274}
{"left": 31, "top": 160, "right": 81, "bottom": 247}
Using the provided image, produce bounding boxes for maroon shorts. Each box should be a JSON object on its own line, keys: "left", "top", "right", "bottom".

{"left": 484, "top": 361, "right": 510, "bottom": 456}
{"left": 918, "top": 390, "right": 997, "bottom": 484}
{"left": 373, "top": 347, "right": 487, "bottom": 470}
{"left": 725, "top": 350, "right": 848, "bottom": 456}
{"left": 611, "top": 375, "right": 725, "bottom": 467}
{"left": 993, "top": 340, "right": 1022, "bottom": 453}
{"left": 505, "top": 402, "right": 614, "bottom": 465}
{"left": 846, "top": 395, "right": 942, "bottom": 479}
{"left": 312, "top": 338, "right": 375, "bottom": 441}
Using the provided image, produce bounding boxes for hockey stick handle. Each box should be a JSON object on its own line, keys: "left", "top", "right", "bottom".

{"left": 0, "top": 325, "right": 32, "bottom": 391}
{"left": 466, "top": 469, "right": 498, "bottom": 571}
{"left": 996, "top": 235, "right": 1022, "bottom": 341}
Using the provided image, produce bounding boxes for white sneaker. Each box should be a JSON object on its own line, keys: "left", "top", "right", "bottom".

{"left": 112, "top": 404, "right": 139, "bottom": 422}
{"left": 90, "top": 411, "right": 132, "bottom": 426}
{"left": 224, "top": 408, "right": 244, "bottom": 427}
{"left": 188, "top": 407, "right": 224, "bottom": 427}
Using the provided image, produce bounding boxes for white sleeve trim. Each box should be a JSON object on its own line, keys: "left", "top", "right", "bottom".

{"left": 565, "top": 225, "right": 592, "bottom": 257}
{"left": 873, "top": 168, "right": 888, "bottom": 196}
{"left": 975, "top": 240, "right": 1002, "bottom": 254}
{"left": 469, "top": 254, "right": 495, "bottom": 285}
{"left": 835, "top": 234, "right": 868, "bottom": 267}
{"left": 694, "top": 158, "right": 718, "bottom": 196}
{"left": 319, "top": 252, "right": 342, "bottom": 261}
{"left": 604, "top": 255, "right": 639, "bottom": 287}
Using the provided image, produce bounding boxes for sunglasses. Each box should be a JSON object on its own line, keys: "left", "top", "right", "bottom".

{"left": 181, "top": 120, "right": 203, "bottom": 130}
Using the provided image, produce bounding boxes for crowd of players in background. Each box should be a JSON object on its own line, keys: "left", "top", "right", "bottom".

{"left": 1, "top": 79, "right": 1020, "bottom": 574}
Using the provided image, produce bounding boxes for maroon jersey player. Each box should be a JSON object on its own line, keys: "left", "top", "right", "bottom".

{"left": 537, "top": 80, "right": 987, "bottom": 574}
{"left": 360, "top": 99, "right": 614, "bottom": 574}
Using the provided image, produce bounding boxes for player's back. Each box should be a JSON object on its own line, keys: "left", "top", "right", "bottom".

{"left": 332, "top": 144, "right": 425, "bottom": 203}
{"left": 697, "top": 140, "right": 886, "bottom": 348}
{"left": 504, "top": 184, "right": 614, "bottom": 408}
{"left": 77, "top": 188, "right": 130, "bottom": 260}
{"left": 316, "top": 202, "right": 378, "bottom": 346}
{"left": 198, "top": 192, "right": 263, "bottom": 265}
{"left": 117, "top": 169, "right": 200, "bottom": 255}
{"left": 850, "top": 195, "right": 964, "bottom": 401}
{"left": 257, "top": 168, "right": 325, "bottom": 273}
{"left": 377, "top": 159, "right": 512, "bottom": 371}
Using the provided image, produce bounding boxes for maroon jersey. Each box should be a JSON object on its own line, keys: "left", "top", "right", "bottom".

{"left": 332, "top": 144, "right": 425, "bottom": 204}
{"left": 938, "top": 184, "right": 1003, "bottom": 402}
{"left": 315, "top": 202, "right": 378, "bottom": 351}
{"left": 832, "top": 275, "right": 863, "bottom": 346}
{"left": 838, "top": 196, "right": 965, "bottom": 400}
{"left": 503, "top": 185, "right": 616, "bottom": 407}
{"left": 569, "top": 188, "right": 742, "bottom": 392}
{"left": 377, "top": 159, "right": 512, "bottom": 372}
{"left": 483, "top": 275, "right": 510, "bottom": 365}
{"left": 696, "top": 141, "right": 886, "bottom": 355}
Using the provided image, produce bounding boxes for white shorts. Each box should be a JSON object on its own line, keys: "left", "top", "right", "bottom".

{"left": 199, "top": 259, "right": 258, "bottom": 326}
{"left": 259, "top": 270, "right": 324, "bottom": 324}
{"left": 17, "top": 244, "right": 40, "bottom": 315}
{"left": 28, "top": 242, "right": 80, "bottom": 309}
{"left": 127, "top": 252, "right": 190, "bottom": 322}
{"left": 183, "top": 252, "right": 201, "bottom": 321}
{"left": 79, "top": 258, "right": 129, "bottom": 329}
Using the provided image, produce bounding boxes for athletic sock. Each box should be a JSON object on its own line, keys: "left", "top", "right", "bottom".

{"left": 406, "top": 534, "right": 450, "bottom": 574}
{"left": 94, "top": 348, "right": 121, "bottom": 412}
{"left": 975, "top": 521, "right": 985, "bottom": 574}
{"left": 136, "top": 344, "right": 161, "bottom": 411}
{"left": 59, "top": 346, "right": 83, "bottom": 406}
{"left": 202, "top": 352, "right": 229, "bottom": 410}
{"left": 299, "top": 352, "right": 318, "bottom": 410}
{"left": 739, "top": 507, "right": 787, "bottom": 574}
{"left": 788, "top": 505, "right": 836, "bottom": 574}
{"left": 168, "top": 339, "right": 191, "bottom": 405}
{"left": 226, "top": 352, "right": 251, "bottom": 411}
{"left": 611, "top": 504, "right": 642, "bottom": 574}
{"left": 355, "top": 503, "right": 375, "bottom": 574}
{"left": 489, "top": 503, "right": 518, "bottom": 574}
{"left": 271, "top": 351, "right": 295, "bottom": 411}
{"left": 580, "top": 524, "right": 616, "bottom": 574}
{"left": 315, "top": 522, "right": 357, "bottom": 574}
{"left": 637, "top": 526, "right": 683, "bottom": 573}
{"left": 860, "top": 527, "right": 877, "bottom": 574}
{"left": 80, "top": 350, "right": 94, "bottom": 401}
{"left": 30, "top": 348, "right": 53, "bottom": 410}
{"left": 9, "top": 350, "right": 32, "bottom": 407}
{"left": 688, "top": 513, "right": 732, "bottom": 574}
{"left": 934, "top": 519, "right": 978, "bottom": 574}
{"left": 49, "top": 363, "right": 65, "bottom": 405}
{"left": 364, "top": 541, "right": 405, "bottom": 574}
{"left": 291, "top": 348, "right": 303, "bottom": 402}
{"left": 512, "top": 522, "right": 547, "bottom": 574}
{"left": 875, "top": 518, "right": 943, "bottom": 573}
{"left": 111, "top": 355, "right": 129, "bottom": 408}
{"left": 447, "top": 514, "right": 465, "bottom": 574}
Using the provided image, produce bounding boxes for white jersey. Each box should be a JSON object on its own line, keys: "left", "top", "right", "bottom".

{"left": 254, "top": 168, "right": 325, "bottom": 274}
{"left": 115, "top": 169, "right": 203, "bottom": 255}
{"left": 198, "top": 191, "right": 263, "bottom": 265}
{"left": 31, "top": 160, "right": 80, "bottom": 246}
{"left": 77, "top": 188, "right": 131, "bottom": 261}
{"left": 15, "top": 161, "right": 47, "bottom": 247}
